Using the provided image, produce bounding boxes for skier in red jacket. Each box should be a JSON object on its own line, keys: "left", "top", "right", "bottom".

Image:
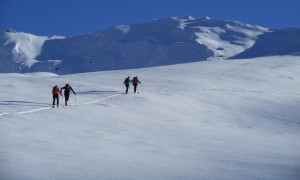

{"left": 52, "top": 85, "right": 60, "bottom": 108}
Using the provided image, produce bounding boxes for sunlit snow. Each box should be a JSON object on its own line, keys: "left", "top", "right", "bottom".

{"left": 0, "top": 56, "right": 299, "bottom": 179}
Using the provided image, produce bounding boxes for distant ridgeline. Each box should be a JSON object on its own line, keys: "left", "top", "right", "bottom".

{"left": 1, "top": 16, "right": 300, "bottom": 74}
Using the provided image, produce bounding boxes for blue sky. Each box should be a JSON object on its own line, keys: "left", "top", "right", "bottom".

{"left": 1, "top": 0, "right": 299, "bottom": 36}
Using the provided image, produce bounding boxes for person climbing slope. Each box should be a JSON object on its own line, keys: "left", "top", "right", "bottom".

{"left": 123, "top": 76, "right": 131, "bottom": 94}
{"left": 52, "top": 85, "right": 60, "bottom": 108}
{"left": 132, "top": 76, "right": 141, "bottom": 94}
{"left": 60, "top": 84, "right": 76, "bottom": 106}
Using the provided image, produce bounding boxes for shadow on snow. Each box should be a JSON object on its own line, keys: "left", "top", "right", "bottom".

{"left": 0, "top": 100, "right": 50, "bottom": 107}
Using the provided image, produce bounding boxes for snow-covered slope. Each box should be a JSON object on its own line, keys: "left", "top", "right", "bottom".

{"left": 0, "top": 30, "right": 64, "bottom": 73}
{"left": 0, "top": 16, "right": 289, "bottom": 74}
{"left": 0, "top": 56, "right": 300, "bottom": 179}
{"left": 233, "top": 28, "right": 300, "bottom": 58}
{"left": 173, "top": 16, "right": 269, "bottom": 58}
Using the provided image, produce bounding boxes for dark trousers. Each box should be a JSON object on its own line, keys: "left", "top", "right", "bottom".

{"left": 133, "top": 85, "right": 137, "bottom": 93}
{"left": 125, "top": 85, "right": 129, "bottom": 94}
{"left": 64, "top": 93, "right": 70, "bottom": 105}
{"left": 53, "top": 94, "right": 59, "bottom": 106}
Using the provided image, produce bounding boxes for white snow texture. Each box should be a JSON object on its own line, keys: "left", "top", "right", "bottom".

{"left": 0, "top": 55, "right": 300, "bottom": 179}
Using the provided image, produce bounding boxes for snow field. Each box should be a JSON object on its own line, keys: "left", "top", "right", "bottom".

{"left": 0, "top": 56, "right": 300, "bottom": 179}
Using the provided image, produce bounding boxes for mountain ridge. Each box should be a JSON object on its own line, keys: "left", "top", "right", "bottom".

{"left": 1, "top": 16, "right": 300, "bottom": 74}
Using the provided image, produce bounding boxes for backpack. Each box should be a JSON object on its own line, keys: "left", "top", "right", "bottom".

{"left": 52, "top": 86, "right": 59, "bottom": 95}
{"left": 124, "top": 77, "right": 130, "bottom": 85}
{"left": 64, "top": 84, "right": 71, "bottom": 93}
{"left": 132, "top": 77, "right": 138, "bottom": 85}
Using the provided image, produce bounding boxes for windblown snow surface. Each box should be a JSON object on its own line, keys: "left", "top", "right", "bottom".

{"left": 0, "top": 56, "right": 300, "bottom": 180}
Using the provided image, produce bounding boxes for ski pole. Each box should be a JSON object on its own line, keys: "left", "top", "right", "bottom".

{"left": 139, "top": 83, "right": 142, "bottom": 93}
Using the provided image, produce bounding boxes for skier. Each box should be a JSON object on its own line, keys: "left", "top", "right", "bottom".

{"left": 132, "top": 76, "right": 141, "bottom": 93}
{"left": 123, "top": 76, "right": 131, "bottom": 94}
{"left": 60, "top": 84, "right": 76, "bottom": 106}
{"left": 52, "top": 85, "right": 60, "bottom": 108}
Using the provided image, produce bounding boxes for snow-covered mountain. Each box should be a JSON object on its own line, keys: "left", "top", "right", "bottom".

{"left": 0, "top": 29, "right": 64, "bottom": 73}
{"left": 233, "top": 28, "right": 300, "bottom": 58}
{"left": 1, "top": 16, "right": 300, "bottom": 74}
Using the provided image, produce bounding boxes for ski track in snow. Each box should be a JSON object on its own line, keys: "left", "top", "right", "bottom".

{"left": 82, "top": 94, "right": 121, "bottom": 105}
{"left": 0, "top": 93, "right": 122, "bottom": 118}
{"left": 1, "top": 88, "right": 298, "bottom": 118}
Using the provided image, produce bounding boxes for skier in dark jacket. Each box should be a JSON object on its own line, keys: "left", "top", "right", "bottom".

{"left": 60, "top": 84, "right": 76, "bottom": 105}
{"left": 132, "top": 76, "right": 141, "bottom": 93}
{"left": 52, "top": 85, "right": 60, "bottom": 108}
{"left": 123, "top": 76, "right": 131, "bottom": 94}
